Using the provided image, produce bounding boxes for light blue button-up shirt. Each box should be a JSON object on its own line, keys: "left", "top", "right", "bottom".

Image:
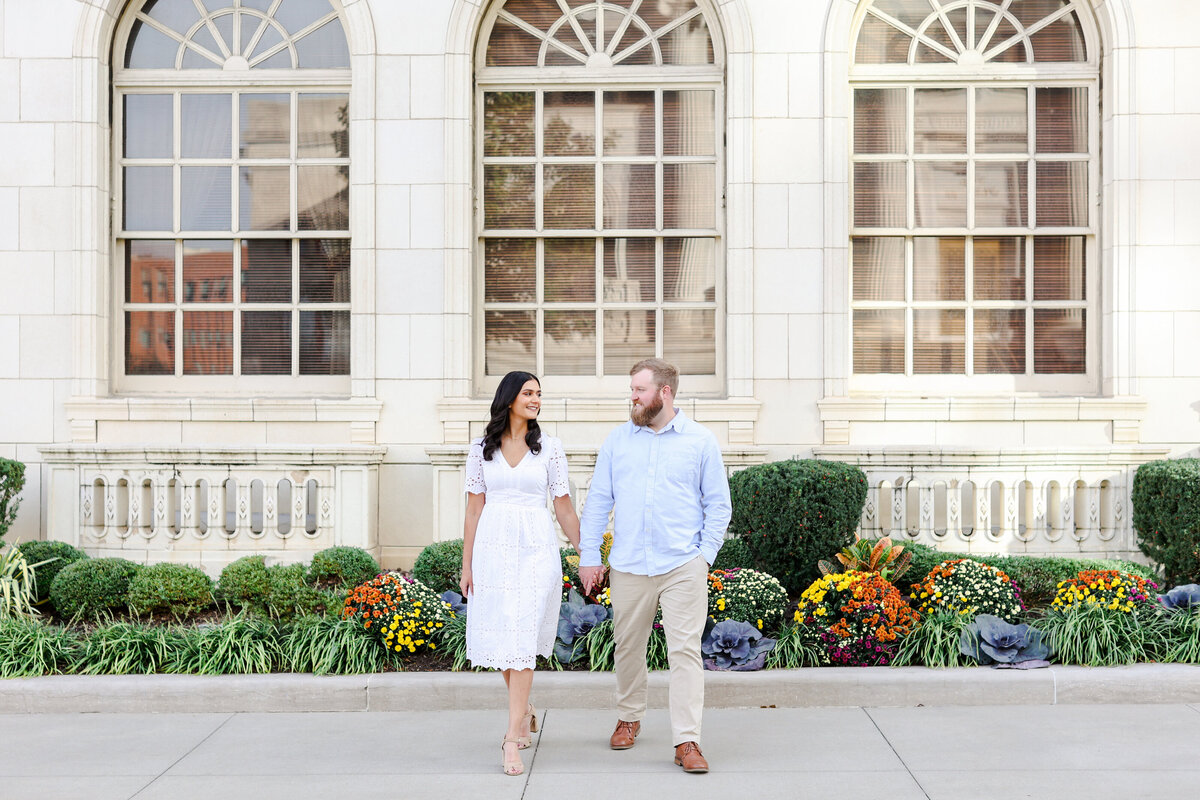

{"left": 579, "top": 410, "right": 732, "bottom": 576}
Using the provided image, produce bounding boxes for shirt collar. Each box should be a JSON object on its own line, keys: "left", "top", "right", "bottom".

{"left": 633, "top": 408, "right": 688, "bottom": 435}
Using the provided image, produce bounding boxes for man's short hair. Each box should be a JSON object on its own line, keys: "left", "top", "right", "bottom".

{"left": 630, "top": 358, "right": 679, "bottom": 396}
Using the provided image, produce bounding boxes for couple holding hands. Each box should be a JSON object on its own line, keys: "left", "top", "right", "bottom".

{"left": 460, "top": 358, "right": 732, "bottom": 776}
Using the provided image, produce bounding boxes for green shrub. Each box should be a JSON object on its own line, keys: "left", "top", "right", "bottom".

{"left": 49, "top": 557, "right": 141, "bottom": 619}
{"left": 75, "top": 621, "right": 183, "bottom": 675}
{"left": 1133, "top": 458, "right": 1200, "bottom": 586}
{"left": 0, "top": 458, "right": 26, "bottom": 544}
{"left": 15, "top": 541, "right": 88, "bottom": 605}
{"left": 127, "top": 563, "right": 214, "bottom": 617}
{"left": 730, "top": 459, "right": 867, "bottom": 593}
{"left": 216, "top": 555, "right": 272, "bottom": 612}
{"left": 265, "top": 562, "right": 323, "bottom": 619}
{"left": 411, "top": 538, "right": 464, "bottom": 594}
{"left": 712, "top": 537, "right": 755, "bottom": 571}
{"left": 308, "top": 546, "right": 380, "bottom": 588}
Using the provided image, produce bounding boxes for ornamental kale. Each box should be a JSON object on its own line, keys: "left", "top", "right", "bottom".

{"left": 960, "top": 614, "right": 1052, "bottom": 669}
{"left": 554, "top": 589, "right": 611, "bottom": 664}
{"left": 1158, "top": 584, "right": 1200, "bottom": 612}
{"left": 701, "top": 619, "right": 776, "bottom": 671}
{"left": 441, "top": 590, "right": 468, "bottom": 618}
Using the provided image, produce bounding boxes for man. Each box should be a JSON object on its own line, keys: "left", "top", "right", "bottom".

{"left": 578, "top": 358, "right": 732, "bottom": 774}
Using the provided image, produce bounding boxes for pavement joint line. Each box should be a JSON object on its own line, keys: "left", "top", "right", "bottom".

{"left": 128, "top": 711, "right": 237, "bottom": 799}
{"left": 863, "top": 706, "right": 932, "bottom": 800}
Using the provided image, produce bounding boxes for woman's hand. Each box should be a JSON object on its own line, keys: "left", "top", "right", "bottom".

{"left": 460, "top": 567, "right": 473, "bottom": 598}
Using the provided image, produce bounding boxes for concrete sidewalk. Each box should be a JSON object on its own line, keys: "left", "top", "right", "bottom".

{"left": 6, "top": 703, "right": 1200, "bottom": 799}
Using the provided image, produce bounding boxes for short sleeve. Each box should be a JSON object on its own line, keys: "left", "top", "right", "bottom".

{"left": 546, "top": 436, "right": 570, "bottom": 498}
{"left": 464, "top": 439, "right": 486, "bottom": 495}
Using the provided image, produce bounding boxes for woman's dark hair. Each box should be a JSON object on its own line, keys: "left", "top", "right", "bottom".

{"left": 482, "top": 371, "right": 542, "bottom": 461}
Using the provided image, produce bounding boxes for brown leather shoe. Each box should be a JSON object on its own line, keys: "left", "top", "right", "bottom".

{"left": 674, "top": 741, "right": 709, "bottom": 773}
{"left": 609, "top": 719, "right": 641, "bottom": 750}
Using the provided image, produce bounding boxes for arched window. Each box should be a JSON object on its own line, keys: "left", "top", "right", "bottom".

{"left": 850, "top": 0, "right": 1097, "bottom": 393}
{"left": 115, "top": 0, "right": 351, "bottom": 391}
{"left": 476, "top": 0, "right": 723, "bottom": 392}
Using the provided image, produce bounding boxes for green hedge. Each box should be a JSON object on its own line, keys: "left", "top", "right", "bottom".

{"left": 0, "top": 458, "right": 26, "bottom": 544}
{"left": 308, "top": 546, "right": 380, "bottom": 588}
{"left": 15, "top": 541, "right": 89, "bottom": 605}
{"left": 411, "top": 539, "right": 463, "bottom": 594}
{"left": 730, "top": 459, "right": 867, "bottom": 593}
{"left": 49, "top": 558, "right": 141, "bottom": 619}
{"left": 1133, "top": 458, "right": 1200, "bottom": 586}
{"left": 127, "top": 563, "right": 214, "bottom": 616}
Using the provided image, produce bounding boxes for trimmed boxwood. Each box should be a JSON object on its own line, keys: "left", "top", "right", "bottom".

{"left": 265, "top": 563, "right": 323, "bottom": 620}
{"left": 711, "top": 536, "right": 756, "bottom": 572}
{"left": 411, "top": 538, "right": 463, "bottom": 594}
{"left": 216, "top": 555, "right": 272, "bottom": 612}
{"left": 0, "top": 457, "right": 26, "bottom": 544}
{"left": 49, "top": 557, "right": 141, "bottom": 619}
{"left": 730, "top": 459, "right": 868, "bottom": 593}
{"left": 308, "top": 546, "right": 380, "bottom": 588}
{"left": 128, "top": 563, "right": 214, "bottom": 616}
{"left": 15, "top": 541, "right": 89, "bottom": 604}
{"left": 1133, "top": 458, "right": 1200, "bottom": 586}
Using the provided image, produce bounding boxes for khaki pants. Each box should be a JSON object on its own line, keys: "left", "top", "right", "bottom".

{"left": 609, "top": 555, "right": 708, "bottom": 746}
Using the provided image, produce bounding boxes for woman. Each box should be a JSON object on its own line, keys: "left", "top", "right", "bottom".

{"left": 461, "top": 370, "right": 581, "bottom": 776}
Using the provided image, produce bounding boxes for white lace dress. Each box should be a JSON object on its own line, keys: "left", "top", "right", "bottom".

{"left": 464, "top": 435, "right": 570, "bottom": 670}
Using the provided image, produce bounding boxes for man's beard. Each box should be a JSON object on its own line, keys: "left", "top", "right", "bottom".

{"left": 630, "top": 392, "right": 664, "bottom": 427}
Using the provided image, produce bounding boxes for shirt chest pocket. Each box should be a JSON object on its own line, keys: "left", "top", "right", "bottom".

{"left": 662, "top": 448, "right": 700, "bottom": 485}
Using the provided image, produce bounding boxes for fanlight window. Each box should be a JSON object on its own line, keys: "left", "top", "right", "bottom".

{"left": 478, "top": 0, "right": 722, "bottom": 384}
{"left": 849, "top": 0, "right": 1095, "bottom": 383}
{"left": 117, "top": 0, "right": 350, "bottom": 386}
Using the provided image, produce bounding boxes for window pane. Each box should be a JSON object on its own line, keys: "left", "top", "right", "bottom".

{"left": 1034, "top": 309, "right": 1085, "bottom": 373}
{"left": 664, "top": 309, "right": 715, "bottom": 374}
{"left": 661, "top": 12, "right": 713, "bottom": 65}
{"left": 240, "top": 94, "right": 290, "bottom": 158}
{"left": 975, "top": 309, "right": 1025, "bottom": 374}
{"left": 976, "top": 88, "right": 1027, "bottom": 154}
{"left": 975, "top": 162, "right": 1028, "bottom": 227}
{"left": 183, "top": 311, "right": 232, "bottom": 375}
{"left": 872, "top": 0, "right": 936, "bottom": 29}
{"left": 300, "top": 310, "right": 350, "bottom": 374}
{"left": 544, "top": 311, "right": 596, "bottom": 375}
{"left": 298, "top": 93, "right": 349, "bottom": 158}
{"left": 663, "top": 90, "right": 715, "bottom": 156}
{"left": 241, "top": 310, "right": 291, "bottom": 374}
{"left": 298, "top": 165, "right": 348, "bottom": 231}
{"left": 241, "top": 239, "right": 292, "bottom": 302}
{"left": 913, "top": 237, "right": 964, "bottom": 301}
{"left": 1029, "top": 13, "right": 1086, "bottom": 62}
{"left": 914, "top": 89, "right": 967, "bottom": 154}
{"left": 124, "top": 167, "right": 173, "bottom": 231}
{"left": 181, "top": 94, "right": 232, "bottom": 158}
{"left": 913, "top": 309, "right": 964, "bottom": 373}
{"left": 485, "top": 18, "right": 542, "bottom": 67}
{"left": 854, "top": 14, "right": 910, "bottom": 64}
{"left": 543, "top": 165, "right": 595, "bottom": 229}
{"left": 604, "top": 238, "right": 655, "bottom": 302}
{"left": 544, "top": 92, "right": 595, "bottom": 156}
{"left": 299, "top": 239, "right": 350, "bottom": 302}
{"left": 545, "top": 239, "right": 596, "bottom": 302}
{"left": 854, "top": 162, "right": 907, "bottom": 227}
{"left": 663, "top": 238, "right": 715, "bottom": 302}
{"left": 663, "top": 164, "right": 714, "bottom": 229}
{"left": 181, "top": 166, "right": 232, "bottom": 230}
{"left": 484, "top": 165, "right": 535, "bottom": 229}
{"left": 1033, "top": 236, "right": 1085, "bottom": 300}
{"left": 973, "top": 237, "right": 1025, "bottom": 300}
{"left": 124, "top": 94, "right": 173, "bottom": 158}
{"left": 1036, "top": 87, "right": 1087, "bottom": 153}
{"left": 126, "top": 311, "right": 175, "bottom": 375}
{"left": 853, "top": 309, "right": 904, "bottom": 373}
{"left": 240, "top": 166, "right": 290, "bottom": 231}
{"left": 126, "top": 240, "right": 175, "bottom": 303}
{"left": 852, "top": 236, "right": 904, "bottom": 301}
{"left": 293, "top": 19, "right": 350, "bottom": 69}
{"left": 603, "top": 164, "right": 656, "bottom": 229}
{"left": 854, "top": 89, "right": 906, "bottom": 155}
{"left": 125, "top": 19, "right": 181, "bottom": 69}
{"left": 604, "top": 310, "right": 655, "bottom": 374}
{"left": 484, "top": 238, "right": 535, "bottom": 302}
{"left": 485, "top": 310, "right": 535, "bottom": 376}
{"left": 914, "top": 161, "right": 967, "bottom": 227}
{"left": 484, "top": 92, "right": 535, "bottom": 157}
{"left": 183, "top": 240, "right": 233, "bottom": 303}
{"left": 1035, "top": 162, "right": 1087, "bottom": 227}
{"left": 604, "top": 91, "right": 655, "bottom": 157}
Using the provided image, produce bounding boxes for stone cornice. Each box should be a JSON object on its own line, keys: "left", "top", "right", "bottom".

{"left": 39, "top": 445, "right": 388, "bottom": 466}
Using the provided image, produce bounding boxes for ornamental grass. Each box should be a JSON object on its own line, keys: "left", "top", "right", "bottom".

{"left": 910, "top": 559, "right": 1025, "bottom": 623}
{"left": 794, "top": 571, "right": 918, "bottom": 666}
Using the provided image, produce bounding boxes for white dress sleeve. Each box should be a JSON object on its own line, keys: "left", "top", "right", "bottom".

{"left": 546, "top": 436, "right": 571, "bottom": 498}
{"left": 464, "top": 439, "right": 486, "bottom": 495}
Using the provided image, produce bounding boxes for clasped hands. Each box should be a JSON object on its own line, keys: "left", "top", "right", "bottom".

{"left": 578, "top": 565, "right": 606, "bottom": 595}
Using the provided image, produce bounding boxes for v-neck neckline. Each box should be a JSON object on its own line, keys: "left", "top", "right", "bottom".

{"left": 501, "top": 448, "right": 531, "bottom": 470}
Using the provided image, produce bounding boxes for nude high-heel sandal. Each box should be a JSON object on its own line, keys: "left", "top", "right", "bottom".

{"left": 517, "top": 703, "right": 539, "bottom": 749}
{"left": 501, "top": 737, "right": 524, "bottom": 776}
